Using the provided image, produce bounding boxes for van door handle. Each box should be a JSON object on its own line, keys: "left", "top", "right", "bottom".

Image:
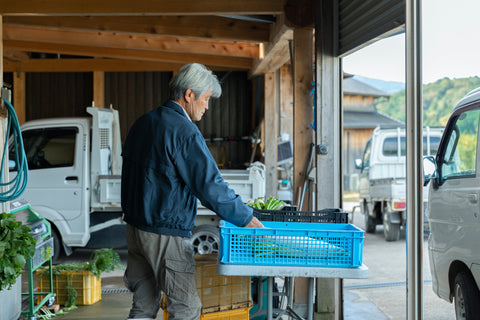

{"left": 65, "top": 176, "right": 78, "bottom": 181}
{"left": 468, "top": 194, "right": 478, "bottom": 203}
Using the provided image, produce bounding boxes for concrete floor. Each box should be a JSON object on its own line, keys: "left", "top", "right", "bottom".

{"left": 21, "top": 273, "right": 386, "bottom": 320}
{"left": 19, "top": 202, "right": 453, "bottom": 320}
{"left": 19, "top": 248, "right": 388, "bottom": 320}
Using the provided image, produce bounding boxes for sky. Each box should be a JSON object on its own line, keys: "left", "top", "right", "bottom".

{"left": 342, "top": 0, "right": 480, "bottom": 84}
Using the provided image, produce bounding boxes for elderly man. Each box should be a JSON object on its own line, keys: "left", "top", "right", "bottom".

{"left": 121, "top": 63, "right": 263, "bottom": 320}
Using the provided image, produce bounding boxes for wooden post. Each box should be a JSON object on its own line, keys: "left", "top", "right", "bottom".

{"left": 315, "top": 1, "right": 343, "bottom": 319}
{"left": 13, "top": 72, "right": 26, "bottom": 125}
{"left": 0, "top": 14, "right": 3, "bottom": 112}
{"left": 293, "top": 28, "right": 314, "bottom": 210}
{"left": 0, "top": 15, "right": 8, "bottom": 213}
{"left": 264, "top": 71, "right": 278, "bottom": 198}
{"left": 93, "top": 71, "right": 105, "bottom": 108}
{"left": 292, "top": 27, "right": 314, "bottom": 313}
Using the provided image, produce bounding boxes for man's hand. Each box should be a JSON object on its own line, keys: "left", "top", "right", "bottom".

{"left": 245, "top": 216, "right": 264, "bottom": 228}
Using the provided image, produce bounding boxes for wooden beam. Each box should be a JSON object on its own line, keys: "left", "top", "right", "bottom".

{"left": 4, "top": 16, "right": 271, "bottom": 42}
{"left": 292, "top": 27, "right": 314, "bottom": 310}
{"left": 293, "top": 28, "right": 314, "bottom": 209}
{"left": 0, "top": 0, "right": 284, "bottom": 15}
{"left": 0, "top": 14, "right": 8, "bottom": 214}
{"left": 258, "top": 43, "right": 291, "bottom": 76}
{"left": 314, "top": 1, "right": 342, "bottom": 317}
{"left": 3, "top": 58, "right": 243, "bottom": 72}
{"left": 249, "top": 15, "right": 293, "bottom": 76}
{"left": 3, "top": 48, "right": 29, "bottom": 62}
{"left": 0, "top": 15, "right": 2, "bottom": 85}
{"left": 93, "top": 71, "right": 105, "bottom": 108}
{"left": 0, "top": 15, "right": 3, "bottom": 103}
{"left": 4, "top": 25, "right": 260, "bottom": 58}
{"left": 13, "top": 71, "right": 25, "bottom": 124}
{"left": 4, "top": 40, "right": 253, "bottom": 69}
{"left": 264, "top": 71, "right": 278, "bottom": 198}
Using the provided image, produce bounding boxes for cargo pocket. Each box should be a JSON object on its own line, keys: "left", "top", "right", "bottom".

{"left": 164, "top": 259, "right": 197, "bottom": 302}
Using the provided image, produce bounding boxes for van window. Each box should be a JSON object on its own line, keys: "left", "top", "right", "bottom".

{"left": 382, "top": 136, "right": 441, "bottom": 157}
{"left": 440, "top": 108, "right": 480, "bottom": 180}
{"left": 13, "top": 127, "right": 78, "bottom": 170}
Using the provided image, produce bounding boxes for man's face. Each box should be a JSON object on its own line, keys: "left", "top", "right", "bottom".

{"left": 186, "top": 90, "right": 212, "bottom": 121}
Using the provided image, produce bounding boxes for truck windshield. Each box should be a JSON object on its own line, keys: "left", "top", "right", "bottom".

{"left": 382, "top": 136, "right": 441, "bottom": 157}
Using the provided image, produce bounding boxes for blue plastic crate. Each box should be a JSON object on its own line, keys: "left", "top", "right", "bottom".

{"left": 219, "top": 221, "right": 364, "bottom": 268}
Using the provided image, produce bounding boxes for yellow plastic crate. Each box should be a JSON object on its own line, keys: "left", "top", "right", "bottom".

{"left": 163, "top": 307, "right": 250, "bottom": 320}
{"left": 36, "top": 270, "right": 101, "bottom": 305}
{"left": 195, "top": 254, "right": 251, "bottom": 313}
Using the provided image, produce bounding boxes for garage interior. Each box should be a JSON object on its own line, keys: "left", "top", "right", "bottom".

{"left": 0, "top": 0, "right": 425, "bottom": 319}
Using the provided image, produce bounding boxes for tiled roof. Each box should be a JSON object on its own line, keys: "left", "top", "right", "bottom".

{"left": 343, "top": 77, "right": 390, "bottom": 97}
{"left": 344, "top": 110, "right": 402, "bottom": 129}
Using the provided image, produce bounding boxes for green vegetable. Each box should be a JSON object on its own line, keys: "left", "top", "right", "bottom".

{"left": 247, "top": 196, "right": 285, "bottom": 210}
{"left": 39, "top": 248, "right": 123, "bottom": 279}
{"left": 0, "top": 212, "right": 36, "bottom": 291}
{"left": 37, "top": 248, "right": 123, "bottom": 307}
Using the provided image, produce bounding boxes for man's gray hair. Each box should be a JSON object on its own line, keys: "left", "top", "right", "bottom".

{"left": 169, "top": 63, "right": 222, "bottom": 100}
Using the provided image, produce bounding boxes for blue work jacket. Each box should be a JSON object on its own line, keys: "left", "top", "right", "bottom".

{"left": 121, "top": 100, "right": 253, "bottom": 237}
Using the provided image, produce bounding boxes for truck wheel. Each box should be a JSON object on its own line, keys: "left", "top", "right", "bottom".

{"left": 454, "top": 271, "right": 480, "bottom": 320}
{"left": 50, "top": 228, "right": 62, "bottom": 263}
{"left": 362, "top": 203, "right": 376, "bottom": 233}
{"left": 383, "top": 216, "right": 400, "bottom": 241}
{"left": 191, "top": 225, "right": 219, "bottom": 255}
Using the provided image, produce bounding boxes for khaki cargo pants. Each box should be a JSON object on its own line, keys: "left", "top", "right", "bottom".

{"left": 124, "top": 224, "right": 201, "bottom": 320}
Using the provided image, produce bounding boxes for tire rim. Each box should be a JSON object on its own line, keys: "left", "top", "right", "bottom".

{"left": 454, "top": 283, "right": 467, "bottom": 320}
{"left": 191, "top": 231, "right": 219, "bottom": 255}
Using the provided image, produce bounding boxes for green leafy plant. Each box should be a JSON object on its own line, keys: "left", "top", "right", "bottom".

{"left": 246, "top": 196, "right": 286, "bottom": 210}
{"left": 0, "top": 212, "right": 37, "bottom": 291}
{"left": 38, "top": 248, "right": 123, "bottom": 307}
{"left": 43, "top": 248, "right": 123, "bottom": 279}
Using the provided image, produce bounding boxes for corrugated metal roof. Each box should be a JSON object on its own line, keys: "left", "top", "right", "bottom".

{"left": 338, "top": 0, "right": 405, "bottom": 56}
{"left": 343, "top": 77, "right": 389, "bottom": 97}
{"left": 344, "top": 110, "right": 402, "bottom": 129}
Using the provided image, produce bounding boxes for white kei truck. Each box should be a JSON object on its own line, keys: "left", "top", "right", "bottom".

{"left": 9, "top": 106, "right": 265, "bottom": 260}
{"left": 355, "top": 126, "right": 444, "bottom": 241}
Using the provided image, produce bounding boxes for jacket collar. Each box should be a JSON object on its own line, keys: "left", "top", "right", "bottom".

{"left": 164, "top": 100, "right": 192, "bottom": 122}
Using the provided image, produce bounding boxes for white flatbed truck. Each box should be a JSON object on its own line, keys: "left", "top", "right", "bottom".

{"left": 355, "top": 126, "right": 443, "bottom": 241}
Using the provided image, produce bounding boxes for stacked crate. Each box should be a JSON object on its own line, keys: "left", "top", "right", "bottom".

{"left": 37, "top": 270, "right": 101, "bottom": 305}
{"left": 163, "top": 253, "right": 252, "bottom": 319}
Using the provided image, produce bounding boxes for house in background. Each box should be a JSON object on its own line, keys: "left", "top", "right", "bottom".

{"left": 343, "top": 74, "right": 403, "bottom": 191}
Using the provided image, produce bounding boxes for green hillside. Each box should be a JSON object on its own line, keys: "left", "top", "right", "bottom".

{"left": 375, "top": 77, "right": 480, "bottom": 126}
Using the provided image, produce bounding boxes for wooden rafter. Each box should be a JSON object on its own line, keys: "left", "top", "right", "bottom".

{"left": 0, "top": 0, "right": 284, "bottom": 15}
{"left": 0, "top": 1, "right": 293, "bottom": 76}
{"left": 4, "top": 16, "right": 271, "bottom": 42}
{"left": 3, "top": 58, "right": 245, "bottom": 72}
{"left": 4, "top": 40, "right": 253, "bottom": 69}
{"left": 3, "top": 25, "right": 260, "bottom": 58}
{"left": 3, "top": 48, "right": 29, "bottom": 62}
{"left": 250, "top": 15, "right": 293, "bottom": 76}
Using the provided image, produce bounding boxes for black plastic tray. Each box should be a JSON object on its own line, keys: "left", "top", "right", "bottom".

{"left": 253, "top": 207, "right": 348, "bottom": 223}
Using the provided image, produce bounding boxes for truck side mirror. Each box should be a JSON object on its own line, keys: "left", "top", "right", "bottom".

{"left": 423, "top": 156, "right": 437, "bottom": 186}
{"left": 354, "top": 158, "right": 363, "bottom": 170}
